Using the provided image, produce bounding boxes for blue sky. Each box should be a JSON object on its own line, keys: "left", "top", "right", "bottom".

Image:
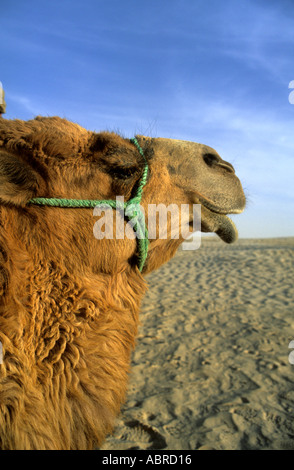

{"left": 1, "top": 0, "right": 294, "bottom": 238}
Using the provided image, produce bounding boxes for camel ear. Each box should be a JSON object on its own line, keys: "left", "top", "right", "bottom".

{"left": 0, "top": 150, "right": 39, "bottom": 205}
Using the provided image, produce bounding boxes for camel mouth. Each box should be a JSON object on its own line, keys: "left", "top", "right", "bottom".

{"left": 190, "top": 191, "right": 244, "bottom": 244}
{"left": 204, "top": 212, "right": 238, "bottom": 243}
{"left": 195, "top": 192, "right": 244, "bottom": 216}
{"left": 199, "top": 204, "right": 239, "bottom": 244}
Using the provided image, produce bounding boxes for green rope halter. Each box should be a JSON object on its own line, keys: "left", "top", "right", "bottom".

{"left": 28, "top": 137, "right": 149, "bottom": 272}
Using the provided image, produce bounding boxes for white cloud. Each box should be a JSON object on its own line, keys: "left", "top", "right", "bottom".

{"left": 8, "top": 93, "right": 43, "bottom": 116}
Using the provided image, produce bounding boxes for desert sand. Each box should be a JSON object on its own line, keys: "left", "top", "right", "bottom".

{"left": 102, "top": 237, "right": 294, "bottom": 450}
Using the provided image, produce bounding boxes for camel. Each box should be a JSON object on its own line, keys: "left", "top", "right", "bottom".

{"left": 0, "top": 116, "right": 245, "bottom": 449}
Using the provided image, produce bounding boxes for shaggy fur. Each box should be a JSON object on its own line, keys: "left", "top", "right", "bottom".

{"left": 0, "top": 117, "right": 245, "bottom": 449}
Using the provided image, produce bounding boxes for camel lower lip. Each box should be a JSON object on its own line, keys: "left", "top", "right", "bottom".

{"left": 200, "top": 208, "right": 238, "bottom": 243}
{"left": 215, "top": 214, "right": 238, "bottom": 243}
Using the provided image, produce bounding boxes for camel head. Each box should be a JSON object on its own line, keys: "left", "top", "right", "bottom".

{"left": 0, "top": 117, "right": 245, "bottom": 274}
{"left": 132, "top": 135, "right": 246, "bottom": 271}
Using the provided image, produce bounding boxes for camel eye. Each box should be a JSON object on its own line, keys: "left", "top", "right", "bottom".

{"left": 108, "top": 166, "right": 137, "bottom": 180}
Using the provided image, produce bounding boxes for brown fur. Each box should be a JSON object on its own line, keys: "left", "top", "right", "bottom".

{"left": 0, "top": 117, "right": 245, "bottom": 449}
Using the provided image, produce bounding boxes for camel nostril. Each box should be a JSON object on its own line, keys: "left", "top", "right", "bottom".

{"left": 203, "top": 153, "right": 221, "bottom": 167}
{"left": 203, "top": 153, "right": 235, "bottom": 173}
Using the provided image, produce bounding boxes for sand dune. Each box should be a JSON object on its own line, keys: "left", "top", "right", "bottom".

{"left": 102, "top": 237, "right": 294, "bottom": 450}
